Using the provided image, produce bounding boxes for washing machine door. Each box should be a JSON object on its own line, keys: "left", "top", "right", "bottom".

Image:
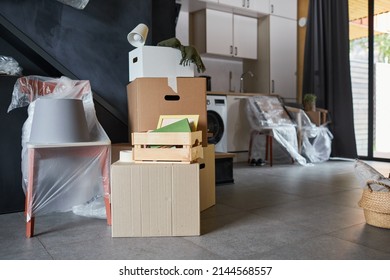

{"left": 207, "top": 110, "right": 224, "bottom": 144}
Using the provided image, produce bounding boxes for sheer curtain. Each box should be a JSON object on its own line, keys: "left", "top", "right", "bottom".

{"left": 302, "top": 0, "right": 357, "bottom": 158}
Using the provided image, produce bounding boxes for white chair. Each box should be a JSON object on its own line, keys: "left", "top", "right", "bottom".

{"left": 246, "top": 95, "right": 332, "bottom": 166}
{"left": 9, "top": 76, "right": 111, "bottom": 237}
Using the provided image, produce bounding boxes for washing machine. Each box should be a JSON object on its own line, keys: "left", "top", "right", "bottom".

{"left": 207, "top": 95, "right": 227, "bottom": 153}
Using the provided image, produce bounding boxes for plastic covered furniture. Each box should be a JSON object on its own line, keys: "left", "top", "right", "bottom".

{"left": 246, "top": 95, "right": 332, "bottom": 166}
{"left": 8, "top": 76, "right": 111, "bottom": 237}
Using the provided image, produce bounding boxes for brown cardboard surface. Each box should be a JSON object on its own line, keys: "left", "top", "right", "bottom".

{"left": 198, "top": 144, "right": 216, "bottom": 211}
{"left": 127, "top": 77, "right": 207, "bottom": 146}
{"left": 111, "top": 162, "right": 200, "bottom": 237}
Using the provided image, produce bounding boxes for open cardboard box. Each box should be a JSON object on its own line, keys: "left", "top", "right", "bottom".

{"left": 127, "top": 77, "right": 207, "bottom": 146}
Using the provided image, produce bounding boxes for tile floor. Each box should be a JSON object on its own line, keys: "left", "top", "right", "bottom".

{"left": 1, "top": 159, "right": 390, "bottom": 260}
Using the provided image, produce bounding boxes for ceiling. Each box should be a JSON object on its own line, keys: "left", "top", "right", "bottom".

{"left": 349, "top": 0, "right": 390, "bottom": 40}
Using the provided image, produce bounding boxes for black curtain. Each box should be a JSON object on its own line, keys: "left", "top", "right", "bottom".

{"left": 302, "top": 0, "right": 357, "bottom": 158}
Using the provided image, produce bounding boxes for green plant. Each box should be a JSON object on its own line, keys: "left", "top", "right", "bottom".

{"left": 303, "top": 94, "right": 317, "bottom": 111}
{"left": 303, "top": 93, "right": 317, "bottom": 104}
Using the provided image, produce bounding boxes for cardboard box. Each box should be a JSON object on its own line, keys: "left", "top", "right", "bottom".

{"left": 128, "top": 46, "right": 194, "bottom": 82}
{"left": 111, "top": 162, "right": 200, "bottom": 237}
{"left": 198, "top": 144, "right": 216, "bottom": 211}
{"left": 127, "top": 77, "right": 207, "bottom": 146}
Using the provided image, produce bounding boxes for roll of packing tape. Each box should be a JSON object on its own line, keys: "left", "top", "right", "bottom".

{"left": 119, "top": 150, "right": 133, "bottom": 162}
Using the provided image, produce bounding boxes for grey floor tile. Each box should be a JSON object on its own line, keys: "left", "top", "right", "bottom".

{"left": 1, "top": 160, "right": 389, "bottom": 260}
{"left": 330, "top": 223, "right": 390, "bottom": 254}
{"left": 47, "top": 236, "right": 221, "bottom": 260}
{"left": 185, "top": 212, "right": 321, "bottom": 259}
{"left": 255, "top": 235, "right": 390, "bottom": 260}
{"left": 0, "top": 236, "right": 49, "bottom": 260}
{"left": 2, "top": 247, "right": 53, "bottom": 260}
{"left": 217, "top": 187, "right": 303, "bottom": 210}
{"left": 0, "top": 212, "right": 26, "bottom": 239}
{"left": 315, "top": 188, "right": 365, "bottom": 209}
{"left": 200, "top": 204, "right": 242, "bottom": 220}
{"left": 250, "top": 198, "right": 366, "bottom": 234}
{"left": 33, "top": 212, "right": 110, "bottom": 248}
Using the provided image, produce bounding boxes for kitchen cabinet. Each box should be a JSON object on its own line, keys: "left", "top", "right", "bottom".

{"left": 243, "top": 15, "right": 297, "bottom": 102}
{"left": 269, "top": 15, "right": 297, "bottom": 100}
{"left": 219, "top": 0, "right": 270, "bottom": 14}
{"left": 270, "top": 0, "right": 297, "bottom": 20}
{"left": 190, "top": 9, "right": 258, "bottom": 59}
{"left": 226, "top": 95, "right": 251, "bottom": 153}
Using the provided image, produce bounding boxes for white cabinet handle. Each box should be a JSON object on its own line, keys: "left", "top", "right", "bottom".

{"left": 247, "top": 0, "right": 250, "bottom": 8}
{"left": 242, "top": 0, "right": 245, "bottom": 7}
{"left": 235, "top": 47, "right": 238, "bottom": 56}
{"left": 230, "top": 45, "right": 233, "bottom": 55}
{"left": 271, "top": 4, "right": 274, "bottom": 14}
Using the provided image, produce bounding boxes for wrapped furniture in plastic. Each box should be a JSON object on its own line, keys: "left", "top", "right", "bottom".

{"left": 287, "top": 106, "right": 333, "bottom": 163}
{"left": 246, "top": 95, "right": 332, "bottom": 166}
{"left": 56, "top": 0, "right": 90, "bottom": 9}
{"left": 8, "top": 76, "right": 111, "bottom": 237}
{"left": 0, "top": 56, "right": 23, "bottom": 75}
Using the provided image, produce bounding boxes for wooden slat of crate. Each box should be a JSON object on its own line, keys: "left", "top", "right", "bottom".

{"left": 132, "top": 131, "right": 203, "bottom": 163}
{"left": 133, "top": 145, "right": 203, "bottom": 163}
{"left": 132, "top": 131, "right": 202, "bottom": 146}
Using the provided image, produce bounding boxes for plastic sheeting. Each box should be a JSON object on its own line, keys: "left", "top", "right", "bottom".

{"left": 354, "top": 159, "right": 390, "bottom": 192}
{"left": 287, "top": 106, "right": 333, "bottom": 163}
{"left": 56, "top": 0, "right": 90, "bottom": 9}
{"left": 0, "top": 56, "right": 22, "bottom": 76}
{"left": 246, "top": 95, "right": 333, "bottom": 165}
{"left": 8, "top": 76, "right": 110, "bottom": 221}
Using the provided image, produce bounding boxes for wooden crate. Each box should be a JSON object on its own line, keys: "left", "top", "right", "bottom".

{"left": 132, "top": 131, "right": 203, "bottom": 163}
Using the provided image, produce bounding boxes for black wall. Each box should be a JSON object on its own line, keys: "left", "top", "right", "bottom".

{"left": 0, "top": 0, "right": 176, "bottom": 127}
{"left": 0, "top": 0, "right": 176, "bottom": 213}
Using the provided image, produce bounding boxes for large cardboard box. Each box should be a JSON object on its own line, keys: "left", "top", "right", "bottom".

{"left": 128, "top": 46, "right": 194, "bottom": 82}
{"left": 199, "top": 144, "right": 216, "bottom": 211}
{"left": 127, "top": 77, "right": 207, "bottom": 146}
{"left": 111, "top": 162, "right": 200, "bottom": 237}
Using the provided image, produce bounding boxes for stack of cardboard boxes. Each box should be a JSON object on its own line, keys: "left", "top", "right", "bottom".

{"left": 111, "top": 46, "right": 215, "bottom": 237}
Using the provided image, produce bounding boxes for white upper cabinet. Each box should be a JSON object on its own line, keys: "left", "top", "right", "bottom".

{"left": 219, "top": 0, "right": 270, "bottom": 14}
{"left": 251, "top": 0, "right": 270, "bottom": 14}
{"left": 269, "top": 15, "right": 297, "bottom": 99}
{"left": 269, "top": 0, "right": 297, "bottom": 20}
{"left": 233, "top": 14, "right": 258, "bottom": 59}
{"left": 191, "top": 9, "right": 258, "bottom": 59}
{"left": 243, "top": 14, "right": 297, "bottom": 101}
{"left": 205, "top": 9, "right": 233, "bottom": 57}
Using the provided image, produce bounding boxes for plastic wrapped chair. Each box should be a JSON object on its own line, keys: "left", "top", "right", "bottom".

{"left": 246, "top": 95, "right": 332, "bottom": 166}
{"left": 8, "top": 76, "right": 111, "bottom": 237}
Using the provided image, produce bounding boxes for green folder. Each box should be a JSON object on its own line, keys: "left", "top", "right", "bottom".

{"left": 152, "top": 118, "right": 192, "bottom": 133}
{"left": 150, "top": 118, "right": 192, "bottom": 148}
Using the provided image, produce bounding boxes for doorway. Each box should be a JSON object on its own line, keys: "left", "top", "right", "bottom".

{"left": 349, "top": 0, "right": 390, "bottom": 159}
